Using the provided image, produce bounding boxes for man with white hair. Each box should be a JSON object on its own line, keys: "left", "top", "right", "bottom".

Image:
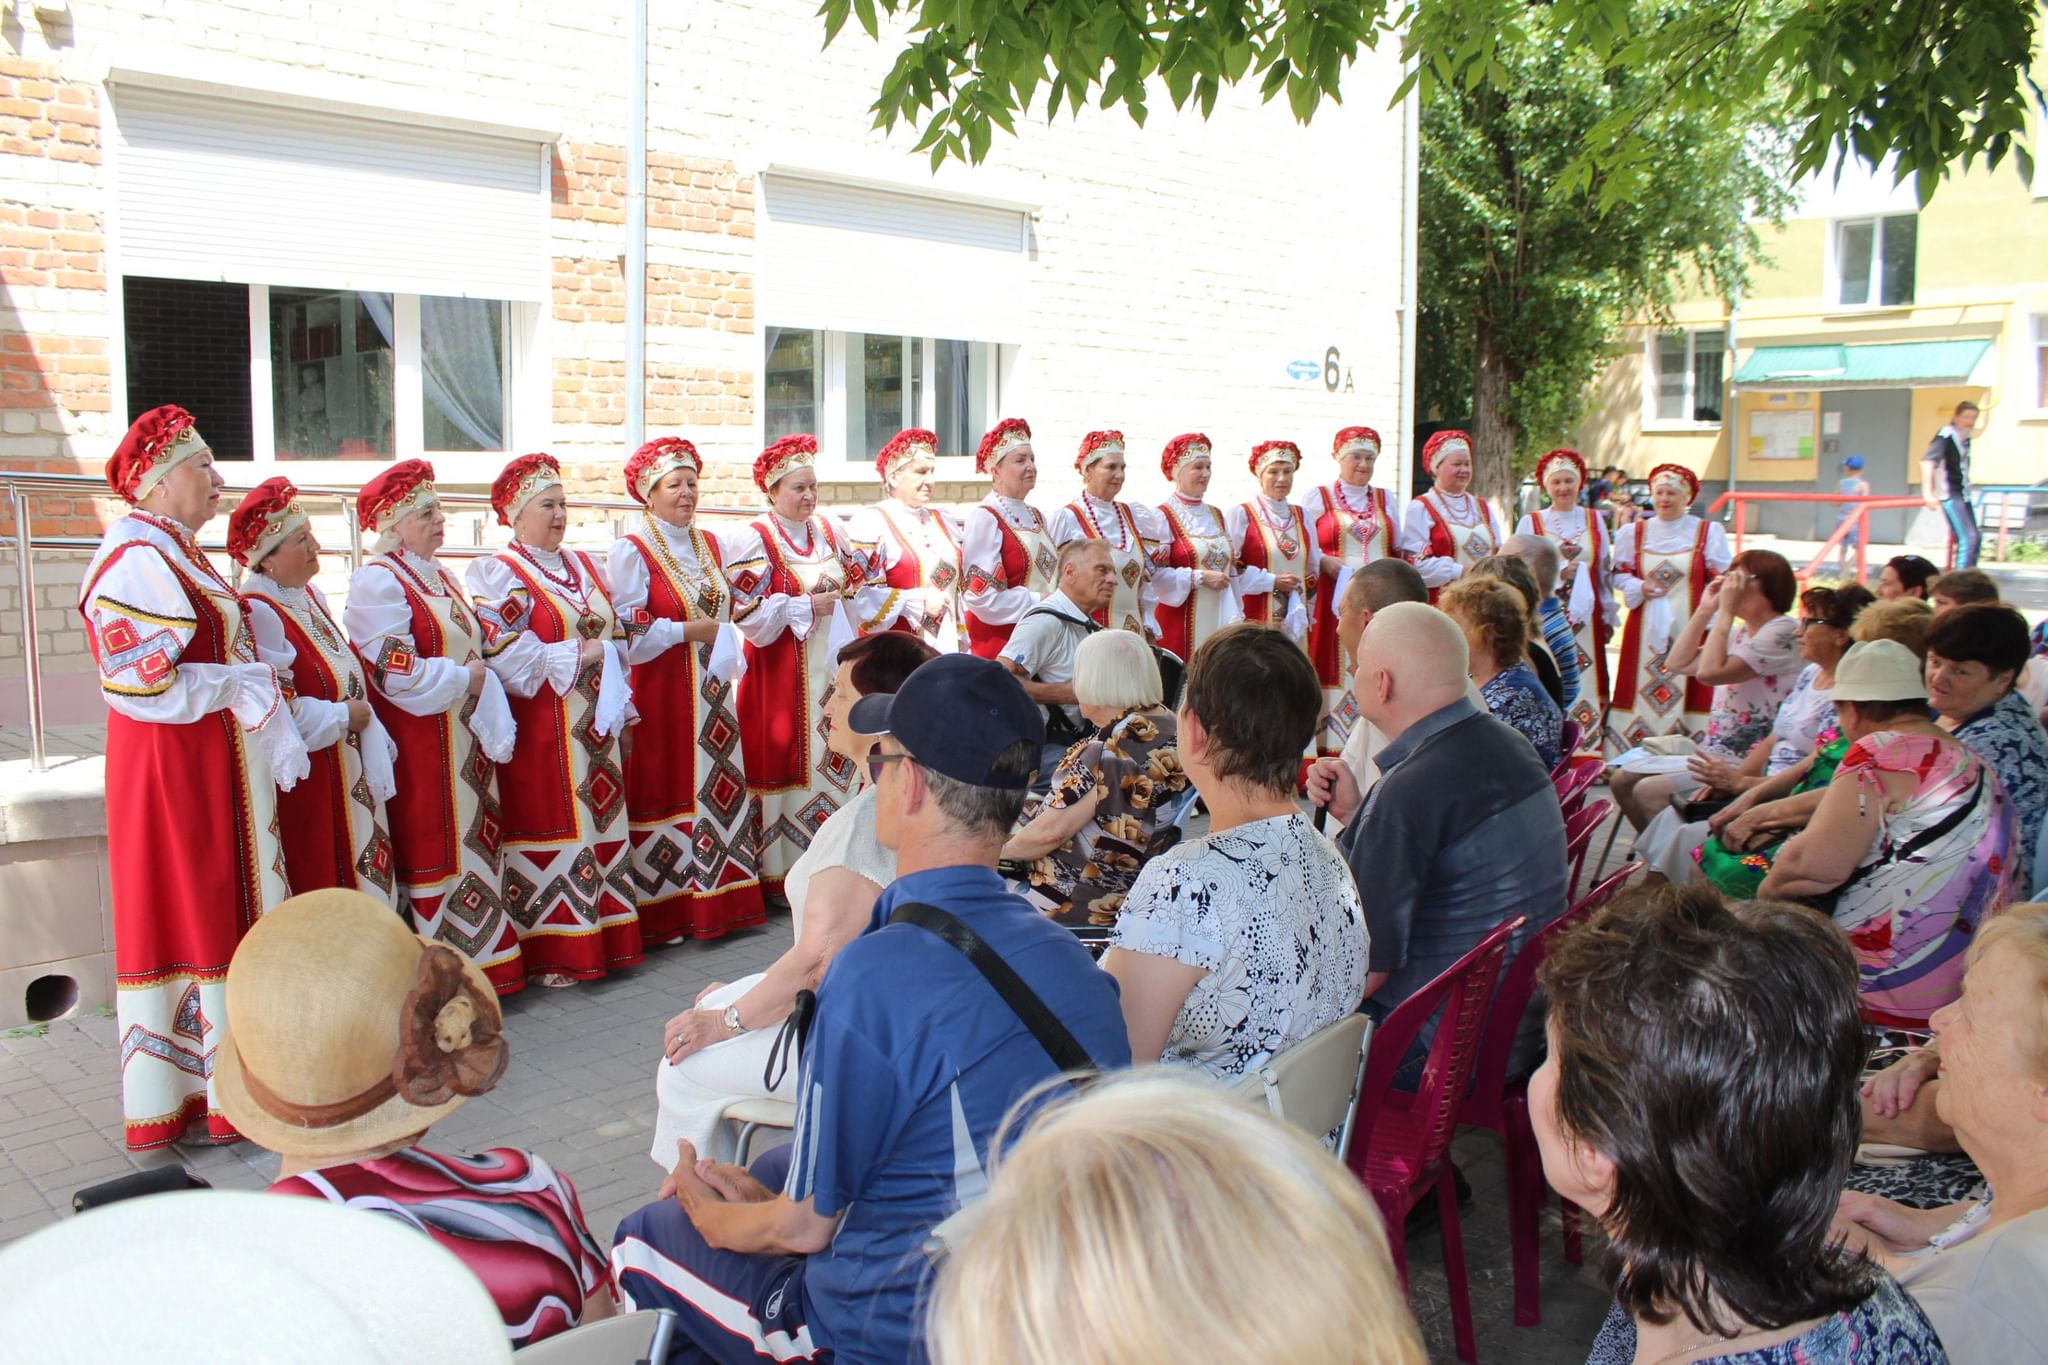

{"left": 1308, "top": 602, "right": 1567, "bottom": 1074}
{"left": 1502, "top": 531, "right": 1582, "bottom": 711}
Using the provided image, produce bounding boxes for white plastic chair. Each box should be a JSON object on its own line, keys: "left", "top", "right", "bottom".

{"left": 725, "top": 1096, "right": 797, "bottom": 1165}
{"left": 513, "top": 1309, "right": 676, "bottom": 1362}
{"left": 1231, "top": 1013, "right": 1375, "bottom": 1159}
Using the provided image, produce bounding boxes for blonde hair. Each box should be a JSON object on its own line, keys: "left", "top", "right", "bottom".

{"left": 927, "top": 1073, "right": 1425, "bottom": 1365}
{"left": 1440, "top": 575, "right": 1529, "bottom": 671}
{"left": 1072, "top": 628, "right": 1162, "bottom": 710}
{"left": 1967, "top": 903, "right": 2048, "bottom": 1082}
{"left": 1851, "top": 597, "right": 1935, "bottom": 660}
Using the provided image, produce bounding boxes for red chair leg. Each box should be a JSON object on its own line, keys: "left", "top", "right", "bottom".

{"left": 1373, "top": 1185, "right": 1411, "bottom": 1291}
{"left": 1438, "top": 1166, "right": 1479, "bottom": 1363}
{"left": 1562, "top": 1198, "right": 1584, "bottom": 1265}
{"left": 1504, "top": 1110, "right": 1546, "bottom": 1326}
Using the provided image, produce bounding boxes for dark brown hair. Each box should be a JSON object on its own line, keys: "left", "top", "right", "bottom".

{"left": 1930, "top": 568, "right": 1999, "bottom": 606}
{"left": 1883, "top": 554, "right": 1939, "bottom": 597}
{"left": 1926, "top": 603, "right": 2030, "bottom": 683}
{"left": 1798, "top": 582, "right": 1874, "bottom": 632}
{"left": 838, "top": 632, "right": 940, "bottom": 698}
{"left": 1537, "top": 882, "right": 1873, "bottom": 1336}
{"left": 1181, "top": 622, "right": 1321, "bottom": 796}
{"left": 1732, "top": 549, "right": 1797, "bottom": 615}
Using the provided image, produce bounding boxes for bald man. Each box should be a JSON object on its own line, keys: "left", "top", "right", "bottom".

{"left": 1307, "top": 602, "right": 1567, "bottom": 1077}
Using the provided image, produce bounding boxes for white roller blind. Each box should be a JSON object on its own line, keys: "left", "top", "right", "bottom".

{"left": 760, "top": 174, "right": 1028, "bottom": 342}
{"left": 113, "top": 86, "right": 548, "bottom": 302}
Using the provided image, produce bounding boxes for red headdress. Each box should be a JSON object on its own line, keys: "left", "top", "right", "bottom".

{"left": 1647, "top": 462, "right": 1701, "bottom": 502}
{"left": 227, "top": 478, "right": 306, "bottom": 568}
{"left": 1332, "top": 426, "right": 1381, "bottom": 460}
{"left": 876, "top": 428, "right": 939, "bottom": 483}
{"left": 974, "top": 418, "right": 1032, "bottom": 474}
{"left": 1076, "top": 430, "right": 1126, "bottom": 471}
{"left": 1422, "top": 429, "right": 1474, "bottom": 477}
{"left": 1249, "top": 440, "right": 1302, "bottom": 478}
{"left": 624, "top": 437, "right": 702, "bottom": 505}
{"left": 1160, "top": 433, "right": 1213, "bottom": 481}
{"left": 753, "top": 433, "right": 818, "bottom": 494}
{"left": 357, "top": 459, "right": 438, "bottom": 534}
{"left": 107, "top": 404, "right": 208, "bottom": 504}
{"left": 1533, "top": 448, "right": 1587, "bottom": 489}
{"left": 490, "top": 453, "right": 563, "bottom": 527}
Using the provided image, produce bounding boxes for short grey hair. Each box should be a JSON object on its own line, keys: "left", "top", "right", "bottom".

{"left": 917, "top": 739, "right": 1039, "bottom": 840}
{"left": 1503, "top": 533, "right": 1562, "bottom": 595}
{"left": 1073, "top": 629, "right": 1161, "bottom": 710}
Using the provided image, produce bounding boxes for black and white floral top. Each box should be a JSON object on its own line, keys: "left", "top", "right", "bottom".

{"left": 1111, "top": 813, "right": 1367, "bottom": 1081}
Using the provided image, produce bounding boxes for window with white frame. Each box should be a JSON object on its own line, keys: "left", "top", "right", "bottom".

{"left": 764, "top": 327, "right": 999, "bottom": 463}
{"left": 1646, "top": 328, "right": 1726, "bottom": 425}
{"left": 1833, "top": 214, "right": 1917, "bottom": 307}
{"left": 2035, "top": 315, "right": 2048, "bottom": 409}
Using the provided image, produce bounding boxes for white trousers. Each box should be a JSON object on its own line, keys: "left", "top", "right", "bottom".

{"left": 647, "top": 973, "right": 799, "bottom": 1168}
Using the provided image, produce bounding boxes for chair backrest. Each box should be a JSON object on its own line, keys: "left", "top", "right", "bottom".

{"left": 1552, "top": 754, "right": 1602, "bottom": 816}
{"left": 1459, "top": 861, "right": 1641, "bottom": 1132}
{"left": 1558, "top": 718, "right": 1583, "bottom": 761}
{"left": 1351, "top": 915, "right": 1522, "bottom": 1184}
{"left": 1563, "top": 797, "right": 1615, "bottom": 900}
{"left": 513, "top": 1310, "right": 676, "bottom": 1363}
{"left": 1232, "top": 1013, "right": 1375, "bottom": 1159}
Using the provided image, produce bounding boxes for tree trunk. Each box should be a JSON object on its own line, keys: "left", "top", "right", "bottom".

{"left": 1471, "top": 320, "right": 1520, "bottom": 507}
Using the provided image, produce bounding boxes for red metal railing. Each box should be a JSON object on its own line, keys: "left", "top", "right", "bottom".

{"left": 1700, "top": 491, "right": 1933, "bottom": 583}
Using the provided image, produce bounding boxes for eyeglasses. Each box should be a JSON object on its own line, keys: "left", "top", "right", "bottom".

{"left": 867, "top": 750, "right": 908, "bottom": 785}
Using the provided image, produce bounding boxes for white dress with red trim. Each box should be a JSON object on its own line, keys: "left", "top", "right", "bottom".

{"left": 468, "top": 545, "right": 643, "bottom": 983}
{"left": 244, "top": 574, "right": 398, "bottom": 904}
{"left": 1151, "top": 495, "right": 1239, "bottom": 663}
{"left": 1608, "top": 514, "right": 1732, "bottom": 749}
{"left": 844, "top": 499, "right": 966, "bottom": 651}
{"left": 344, "top": 549, "right": 523, "bottom": 994}
{"left": 1516, "top": 505, "right": 1619, "bottom": 755}
{"left": 961, "top": 493, "right": 1059, "bottom": 658}
{"left": 1302, "top": 481, "right": 1412, "bottom": 756}
{"left": 728, "top": 513, "right": 869, "bottom": 895}
{"left": 78, "top": 512, "right": 306, "bottom": 1150}
{"left": 608, "top": 514, "right": 767, "bottom": 943}
{"left": 1227, "top": 495, "right": 1320, "bottom": 637}
{"left": 1405, "top": 488, "right": 1501, "bottom": 598}
{"left": 1050, "top": 493, "right": 1164, "bottom": 638}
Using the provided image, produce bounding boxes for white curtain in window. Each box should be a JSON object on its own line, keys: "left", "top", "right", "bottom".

{"left": 359, "top": 293, "right": 505, "bottom": 449}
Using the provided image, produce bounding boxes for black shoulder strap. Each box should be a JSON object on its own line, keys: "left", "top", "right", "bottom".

{"left": 1022, "top": 604, "right": 1100, "bottom": 634}
{"left": 889, "top": 901, "right": 1098, "bottom": 1076}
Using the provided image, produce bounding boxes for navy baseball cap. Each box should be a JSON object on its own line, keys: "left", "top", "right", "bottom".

{"left": 847, "top": 654, "right": 1045, "bottom": 789}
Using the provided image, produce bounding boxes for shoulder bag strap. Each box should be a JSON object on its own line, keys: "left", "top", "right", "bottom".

{"left": 889, "top": 901, "right": 1098, "bottom": 1076}
{"left": 1021, "top": 604, "right": 1100, "bottom": 634}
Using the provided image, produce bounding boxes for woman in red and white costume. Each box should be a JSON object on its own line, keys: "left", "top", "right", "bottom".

{"left": 608, "top": 437, "right": 767, "bottom": 944}
{"left": 1609, "top": 462, "right": 1731, "bottom": 748}
{"left": 1049, "top": 430, "right": 1165, "bottom": 638}
{"left": 231, "top": 478, "right": 398, "bottom": 904}
{"left": 466, "top": 453, "right": 642, "bottom": 985}
{"left": 1302, "top": 427, "right": 1412, "bottom": 755}
{"left": 1151, "top": 432, "right": 1240, "bottom": 663}
{"left": 961, "top": 417, "right": 1060, "bottom": 657}
{"left": 79, "top": 405, "right": 310, "bottom": 1149}
{"left": 729, "top": 434, "right": 880, "bottom": 897}
{"left": 1514, "top": 448, "right": 1618, "bottom": 754}
{"left": 344, "top": 460, "right": 524, "bottom": 994}
{"left": 1406, "top": 428, "right": 1501, "bottom": 600}
{"left": 1227, "top": 439, "right": 1319, "bottom": 639}
{"left": 845, "top": 427, "right": 965, "bottom": 651}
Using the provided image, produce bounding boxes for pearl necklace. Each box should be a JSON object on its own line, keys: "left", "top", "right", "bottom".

{"left": 1433, "top": 488, "right": 1481, "bottom": 523}
{"left": 643, "top": 512, "right": 726, "bottom": 621}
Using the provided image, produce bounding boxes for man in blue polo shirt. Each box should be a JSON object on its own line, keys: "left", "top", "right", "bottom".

{"left": 612, "top": 654, "right": 1131, "bottom": 1364}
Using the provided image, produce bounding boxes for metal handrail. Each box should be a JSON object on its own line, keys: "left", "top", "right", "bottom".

{"left": 1699, "top": 490, "right": 1931, "bottom": 584}
{"left": 0, "top": 470, "right": 770, "bottom": 774}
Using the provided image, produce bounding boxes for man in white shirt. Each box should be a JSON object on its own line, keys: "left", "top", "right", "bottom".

{"left": 999, "top": 539, "right": 1118, "bottom": 780}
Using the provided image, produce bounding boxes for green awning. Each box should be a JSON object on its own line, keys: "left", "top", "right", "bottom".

{"left": 1733, "top": 339, "right": 1992, "bottom": 387}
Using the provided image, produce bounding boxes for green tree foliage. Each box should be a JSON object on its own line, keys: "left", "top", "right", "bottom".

{"left": 1418, "top": 29, "right": 1795, "bottom": 499}
{"left": 821, "top": 0, "right": 2041, "bottom": 199}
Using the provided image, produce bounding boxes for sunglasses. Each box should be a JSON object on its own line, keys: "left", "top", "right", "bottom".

{"left": 867, "top": 750, "right": 908, "bottom": 785}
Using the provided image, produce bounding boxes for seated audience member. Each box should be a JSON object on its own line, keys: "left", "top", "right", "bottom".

{"left": 1000, "top": 539, "right": 1119, "bottom": 781}
{"left": 1308, "top": 603, "right": 1566, "bottom": 1073}
{"left": 1878, "top": 554, "right": 1939, "bottom": 601}
{"left": 1612, "top": 550, "right": 1802, "bottom": 832}
{"left": 1331, "top": 558, "right": 1433, "bottom": 795}
{"left": 611, "top": 655, "right": 1132, "bottom": 1365}
{"left": 1927, "top": 604, "right": 2048, "bottom": 892}
{"left": 216, "top": 889, "right": 610, "bottom": 1349}
{"left": 1761, "top": 641, "right": 2019, "bottom": 1026}
{"left": 652, "top": 631, "right": 937, "bottom": 1165}
{"left": 927, "top": 1073, "right": 1426, "bottom": 1365}
{"left": 1003, "top": 629, "right": 1186, "bottom": 932}
{"left": 1634, "top": 583, "right": 1871, "bottom": 882}
{"left": 1697, "top": 598, "right": 1933, "bottom": 898}
{"left": 1105, "top": 624, "right": 1364, "bottom": 1080}
{"left": 1441, "top": 575, "right": 1565, "bottom": 769}
{"left": 1467, "top": 551, "right": 1567, "bottom": 707}
{"left": 1502, "top": 531, "right": 1583, "bottom": 710}
{"left": 1533, "top": 883, "right": 1947, "bottom": 1364}
{"left": 1930, "top": 568, "right": 1999, "bottom": 614}
{"left": 1833, "top": 902, "right": 2048, "bottom": 1362}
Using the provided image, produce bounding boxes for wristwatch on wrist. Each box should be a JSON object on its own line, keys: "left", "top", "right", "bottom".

{"left": 721, "top": 1003, "right": 744, "bottom": 1036}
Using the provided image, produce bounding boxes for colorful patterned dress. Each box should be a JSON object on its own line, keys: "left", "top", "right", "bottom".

{"left": 1151, "top": 495, "right": 1239, "bottom": 663}
{"left": 1609, "top": 513, "right": 1732, "bottom": 749}
{"left": 961, "top": 492, "right": 1061, "bottom": 658}
{"left": 1227, "top": 493, "right": 1319, "bottom": 637}
{"left": 608, "top": 514, "right": 767, "bottom": 942}
{"left": 242, "top": 573, "right": 398, "bottom": 903}
{"left": 1051, "top": 492, "right": 1165, "bottom": 638}
{"left": 79, "top": 511, "right": 305, "bottom": 1149}
{"left": 1301, "top": 481, "right": 1408, "bottom": 756}
{"left": 1516, "top": 504, "right": 1617, "bottom": 754}
{"left": 468, "top": 544, "right": 642, "bottom": 982}
{"left": 345, "top": 549, "right": 522, "bottom": 993}
{"left": 845, "top": 499, "right": 966, "bottom": 651}
{"left": 1019, "top": 707, "right": 1188, "bottom": 931}
{"left": 1406, "top": 487, "right": 1501, "bottom": 601}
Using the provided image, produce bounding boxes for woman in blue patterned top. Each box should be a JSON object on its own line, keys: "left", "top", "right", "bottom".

{"left": 1927, "top": 603, "right": 2048, "bottom": 891}
{"left": 1442, "top": 575, "right": 1563, "bottom": 769}
{"left": 1532, "top": 883, "right": 1947, "bottom": 1365}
